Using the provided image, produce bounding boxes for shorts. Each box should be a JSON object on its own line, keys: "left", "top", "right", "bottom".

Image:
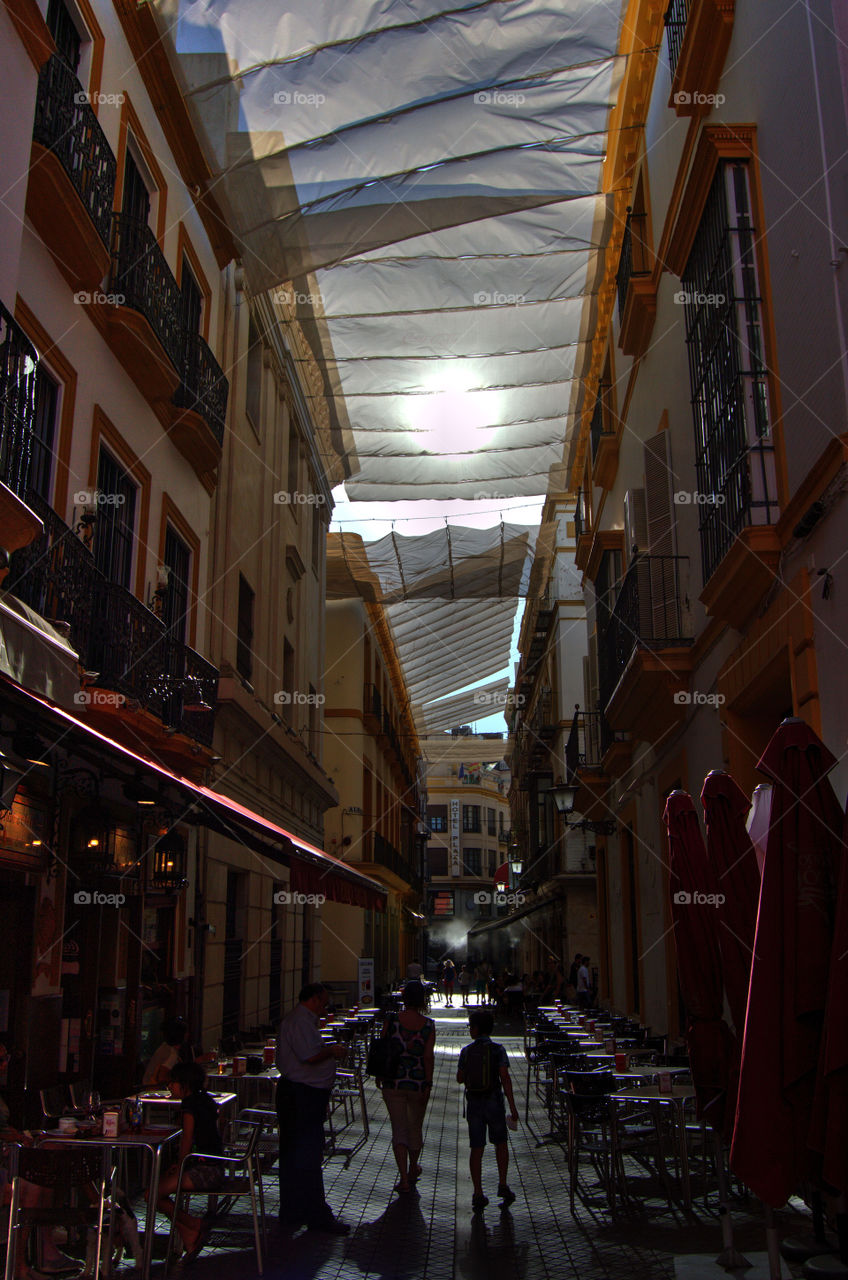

{"left": 183, "top": 1160, "right": 225, "bottom": 1190}
{"left": 382, "top": 1086, "right": 428, "bottom": 1149}
{"left": 465, "top": 1092, "right": 507, "bottom": 1148}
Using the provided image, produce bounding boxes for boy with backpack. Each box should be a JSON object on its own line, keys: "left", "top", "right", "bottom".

{"left": 456, "top": 1010, "right": 519, "bottom": 1211}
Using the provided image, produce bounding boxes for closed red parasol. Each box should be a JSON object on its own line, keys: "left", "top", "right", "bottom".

{"left": 700, "top": 770, "right": 761, "bottom": 1038}
{"left": 730, "top": 718, "right": 843, "bottom": 1207}
{"left": 664, "top": 789, "right": 736, "bottom": 1132}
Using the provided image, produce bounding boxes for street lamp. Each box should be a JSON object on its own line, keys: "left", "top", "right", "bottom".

{"left": 550, "top": 778, "right": 579, "bottom": 816}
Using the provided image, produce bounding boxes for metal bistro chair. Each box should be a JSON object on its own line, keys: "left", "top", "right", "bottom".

{"left": 3, "top": 1144, "right": 112, "bottom": 1280}
{"left": 38, "top": 1086, "right": 71, "bottom": 1122}
{"left": 561, "top": 1071, "right": 619, "bottom": 1214}
{"left": 164, "top": 1120, "right": 267, "bottom": 1277}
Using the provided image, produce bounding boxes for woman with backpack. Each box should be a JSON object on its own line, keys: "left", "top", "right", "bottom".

{"left": 378, "top": 981, "right": 436, "bottom": 1194}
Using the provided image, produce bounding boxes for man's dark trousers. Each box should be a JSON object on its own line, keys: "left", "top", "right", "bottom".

{"left": 277, "top": 1077, "right": 334, "bottom": 1227}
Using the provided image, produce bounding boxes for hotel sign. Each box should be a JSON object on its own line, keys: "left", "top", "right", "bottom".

{"left": 449, "top": 799, "right": 461, "bottom": 876}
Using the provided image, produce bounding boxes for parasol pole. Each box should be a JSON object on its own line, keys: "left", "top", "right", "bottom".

{"left": 713, "top": 1132, "right": 751, "bottom": 1269}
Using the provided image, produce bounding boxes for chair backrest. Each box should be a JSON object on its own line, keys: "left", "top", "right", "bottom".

{"left": 225, "top": 1118, "right": 264, "bottom": 1165}
{"left": 39, "top": 1085, "right": 70, "bottom": 1119}
{"left": 12, "top": 1144, "right": 105, "bottom": 1189}
{"left": 567, "top": 1070, "right": 615, "bottom": 1097}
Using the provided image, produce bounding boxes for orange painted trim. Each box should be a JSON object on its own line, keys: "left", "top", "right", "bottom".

{"left": 653, "top": 115, "right": 701, "bottom": 279}
{"left": 6, "top": 0, "right": 55, "bottom": 68}
{"left": 114, "top": 92, "right": 168, "bottom": 248}
{"left": 88, "top": 404, "right": 152, "bottom": 600}
{"left": 776, "top": 434, "right": 848, "bottom": 547}
{"left": 585, "top": 529, "right": 625, "bottom": 584}
{"left": 159, "top": 493, "right": 200, "bottom": 648}
{"left": 176, "top": 223, "right": 211, "bottom": 342}
{"left": 13, "top": 297, "right": 77, "bottom": 523}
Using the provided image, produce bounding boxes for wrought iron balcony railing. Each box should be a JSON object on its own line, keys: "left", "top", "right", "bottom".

{"left": 574, "top": 487, "right": 585, "bottom": 541}
{"left": 110, "top": 213, "right": 184, "bottom": 372}
{"left": 7, "top": 492, "right": 218, "bottom": 745}
{"left": 33, "top": 55, "right": 117, "bottom": 248}
{"left": 173, "top": 329, "right": 229, "bottom": 446}
{"left": 565, "top": 707, "right": 615, "bottom": 774}
{"left": 664, "top": 0, "right": 691, "bottom": 80}
{"left": 364, "top": 682, "right": 382, "bottom": 723}
{"left": 616, "top": 208, "right": 651, "bottom": 322}
{"left": 598, "top": 554, "right": 693, "bottom": 711}
{"left": 372, "top": 832, "right": 421, "bottom": 891}
{"left": 0, "top": 303, "right": 38, "bottom": 501}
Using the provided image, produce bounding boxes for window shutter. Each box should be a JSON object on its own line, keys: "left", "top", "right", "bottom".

{"left": 644, "top": 431, "right": 674, "bottom": 555}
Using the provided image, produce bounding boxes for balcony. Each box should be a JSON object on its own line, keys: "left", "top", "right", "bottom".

{"left": 363, "top": 682, "right": 382, "bottom": 732}
{"left": 598, "top": 555, "right": 694, "bottom": 738}
{"left": 565, "top": 708, "right": 629, "bottom": 813}
{"left": 7, "top": 492, "right": 218, "bottom": 753}
{"left": 371, "top": 832, "right": 421, "bottom": 893}
{"left": 616, "top": 207, "right": 656, "bottom": 358}
{"left": 171, "top": 330, "right": 229, "bottom": 474}
{"left": 574, "top": 488, "right": 592, "bottom": 571}
{"left": 590, "top": 388, "right": 618, "bottom": 491}
{"left": 28, "top": 55, "right": 117, "bottom": 292}
{"left": 107, "top": 213, "right": 184, "bottom": 405}
{"left": 0, "top": 304, "right": 44, "bottom": 559}
{"left": 665, "top": 0, "right": 735, "bottom": 118}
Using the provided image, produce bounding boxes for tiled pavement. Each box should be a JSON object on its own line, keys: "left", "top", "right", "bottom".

{"left": 148, "top": 1002, "right": 808, "bottom": 1280}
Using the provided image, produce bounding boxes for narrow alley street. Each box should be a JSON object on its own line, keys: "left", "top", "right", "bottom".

{"left": 183, "top": 1004, "right": 802, "bottom": 1280}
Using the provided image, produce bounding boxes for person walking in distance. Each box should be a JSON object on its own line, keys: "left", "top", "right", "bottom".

{"left": 378, "top": 981, "right": 435, "bottom": 1194}
{"left": 576, "top": 955, "right": 591, "bottom": 1010}
{"left": 275, "top": 983, "right": 350, "bottom": 1234}
{"left": 457, "top": 1010, "right": 519, "bottom": 1212}
{"left": 458, "top": 965, "right": 472, "bottom": 1007}
{"left": 442, "top": 957, "right": 456, "bottom": 1007}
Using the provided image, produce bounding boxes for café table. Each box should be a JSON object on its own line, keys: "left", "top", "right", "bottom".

{"left": 210, "top": 1071, "right": 279, "bottom": 1113}
{"left": 131, "top": 1090, "right": 237, "bottom": 1129}
{"left": 36, "top": 1125, "right": 181, "bottom": 1280}
{"left": 609, "top": 1084, "right": 696, "bottom": 1209}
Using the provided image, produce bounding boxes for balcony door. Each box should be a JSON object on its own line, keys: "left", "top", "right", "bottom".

{"left": 162, "top": 525, "right": 190, "bottom": 646}
{"left": 122, "top": 149, "right": 150, "bottom": 226}
{"left": 46, "top": 0, "right": 81, "bottom": 72}
{"left": 181, "top": 259, "right": 202, "bottom": 336}
{"left": 93, "top": 447, "right": 136, "bottom": 588}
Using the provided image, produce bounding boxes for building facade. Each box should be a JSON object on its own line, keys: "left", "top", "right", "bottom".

{"left": 322, "top": 562, "right": 425, "bottom": 995}
{"left": 567, "top": 0, "right": 848, "bottom": 1036}
{"left": 422, "top": 735, "right": 512, "bottom": 973}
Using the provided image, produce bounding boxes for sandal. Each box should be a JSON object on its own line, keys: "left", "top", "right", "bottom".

{"left": 180, "top": 1221, "right": 213, "bottom": 1266}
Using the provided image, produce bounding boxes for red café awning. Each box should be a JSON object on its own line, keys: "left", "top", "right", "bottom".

{"left": 0, "top": 674, "right": 386, "bottom": 912}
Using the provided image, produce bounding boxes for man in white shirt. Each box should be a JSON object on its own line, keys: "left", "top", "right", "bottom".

{"left": 276, "top": 983, "right": 349, "bottom": 1234}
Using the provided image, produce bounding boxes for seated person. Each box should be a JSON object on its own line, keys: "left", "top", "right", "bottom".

{"left": 156, "top": 1062, "right": 224, "bottom": 1261}
{"left": 0, "top": 1045, "right": 80, "bottom": 1279}
{"left": 142, "top": 1017, "right": 187, "bottom": 1087}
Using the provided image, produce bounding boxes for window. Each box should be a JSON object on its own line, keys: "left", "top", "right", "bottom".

{"left": 46, "top": 0, "right": 81, "bottom": 71}
{"left": 311, "top": 502, "right": 322, "bottom": 575}
{"left": 428, "top": 847, "right": 448, "bottom": 877}
{"left": 246, "top": 313, "right": 262, "bottom": 428}
{"left": 616, "top": 173, "right": 651, "bottom": 322}
{"left": 236, "top": 574, "right": 254, "bottom": 680}
{"left": 30, "top": 365, "right": 58, "bottom": 501}
{"left": 308, "top": 683, "right": 319, "bottom": 753}
{"left": 428, "top": 811, "right": 447, "bottom": 833}
{"left": 681, "top": 161, "right": 778, "bottom": 583}
{"left": 287, "top": 425, "right": 300, "bottom": 496}
{"left": 162, "top": 525, "right": 190, "bottom": 646}
{"left": 487, "top": 807, "right": 496, "bottom": 837}
{"left": 488, "top": 850, "right": 498, "bottom": 878}
{"left": 590, "top": 349, "right": 615, "bottom": 465}
{"left": 282, "top": 638, "right": 295, "bottom": 723}
{"left": 463, "top": 848, "right": 481, "bottom": 877}
{"left": 93, "top": 448, "right": 136, "bottom": 588}
{"left": 462, "top": 805, "right": 480, "bottom": 833}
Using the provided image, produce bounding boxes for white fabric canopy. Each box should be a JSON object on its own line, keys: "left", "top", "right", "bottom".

{"left": 157, "top": 0, "right": 627, "bottom": 498}
{"left": 415, "top": 677, "right": 511, "bottom": 734}
{"left": 387, "top": 598, "right": 518, "bottom": 707}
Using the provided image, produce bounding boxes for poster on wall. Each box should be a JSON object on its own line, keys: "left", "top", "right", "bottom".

{"left": 358, "top": 958, "right": 375, "bottom": 1005}
{"left": 32, "top": 869, "right": 65, "bottom": 996}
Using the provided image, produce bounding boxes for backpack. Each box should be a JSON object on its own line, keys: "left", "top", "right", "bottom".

{"left": 366, "top": 1017, "right": 402, "bottom": 1081}
{"left": 462, "top": 1039, "right": 499, "bottom": 1095}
